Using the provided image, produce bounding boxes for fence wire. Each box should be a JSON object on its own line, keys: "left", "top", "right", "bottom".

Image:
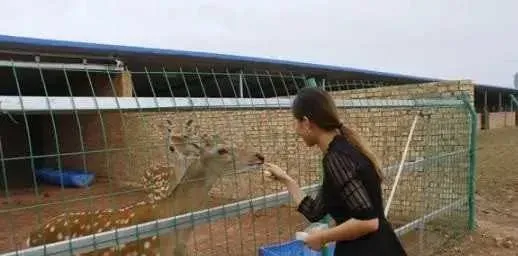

{"left": 0, "top": 62, "right": 475, "bottom": 256}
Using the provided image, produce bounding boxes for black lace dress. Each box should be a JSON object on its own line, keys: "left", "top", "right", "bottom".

{"left": 297, "top": 135, "right": 407, "bottom": 255}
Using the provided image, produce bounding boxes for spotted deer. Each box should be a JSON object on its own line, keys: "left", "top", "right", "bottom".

{"left": 25, "top": 119, "right": 265, "bottom": 256}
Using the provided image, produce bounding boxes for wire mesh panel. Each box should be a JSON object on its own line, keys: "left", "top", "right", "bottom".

{"left": 0, "top": 61, "right": 476, "bottom": 256}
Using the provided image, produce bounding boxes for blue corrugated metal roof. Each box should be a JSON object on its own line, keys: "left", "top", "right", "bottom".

{"left": 0, "top": 34, "right": 440, "bottom": 82}
{"left": 2, "top": 34, "right": 516, "bottom": 93}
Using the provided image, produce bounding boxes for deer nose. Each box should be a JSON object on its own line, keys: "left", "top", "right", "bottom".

{"left": 255, "top": 153, "right": 265, "bottom": 163}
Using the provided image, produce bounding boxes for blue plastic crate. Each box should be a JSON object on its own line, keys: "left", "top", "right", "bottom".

{"left": 35, "top": 168, "right": 95, "bottom": 188}
{"left": 258, "top": 239, "right": 335, "bottom": 256}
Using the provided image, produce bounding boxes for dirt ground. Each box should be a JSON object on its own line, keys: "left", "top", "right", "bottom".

{"left": 437, "top": 127, "right": 518, "bottom": 256}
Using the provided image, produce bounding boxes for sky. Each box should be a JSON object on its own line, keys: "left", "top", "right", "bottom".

{"left": 0, "top": 0, "right": 517, "bottom": 88}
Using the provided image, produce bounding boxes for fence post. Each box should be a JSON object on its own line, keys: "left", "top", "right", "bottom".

{"left": 460, "top": 93, "right": 477, "bottom": 231}
{"left": 510, "top": 95, "right": 518, "bottom": 126}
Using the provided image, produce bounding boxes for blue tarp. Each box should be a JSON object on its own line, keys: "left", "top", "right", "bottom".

{"left": 35, "top": 168, "right": 95, "bottom": 188}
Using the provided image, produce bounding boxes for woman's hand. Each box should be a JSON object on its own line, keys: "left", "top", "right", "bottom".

{"left": 262, "top": 162, "right": 293, "bottom": 183}
{"left": 303, "top": 231, "right": 326, "bottom": 251}
{"left": 262, "top": 162, "right": 307, "bottom": 207}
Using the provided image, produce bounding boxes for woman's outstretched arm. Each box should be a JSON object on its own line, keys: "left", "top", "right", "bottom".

{"left": 263, "top": 163, "right": 327, "bottom": 222}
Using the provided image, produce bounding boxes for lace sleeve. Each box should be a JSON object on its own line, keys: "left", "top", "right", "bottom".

{"left": 324, "top": 151, "right": 377, "bottom": 220}
{"left": 296, "top": 189, "right": 327, "bottom": 223}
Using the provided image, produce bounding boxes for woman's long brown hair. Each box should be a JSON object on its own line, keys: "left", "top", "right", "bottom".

{"left": 291, "top": 87, "right": 383, "bottom": 181}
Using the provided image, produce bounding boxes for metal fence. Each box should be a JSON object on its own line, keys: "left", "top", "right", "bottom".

{"left": 0, "top": 62, "right": 476, "bottom": 256}
{"left": 511, "top": 94, "right": 518, "bottom": 111}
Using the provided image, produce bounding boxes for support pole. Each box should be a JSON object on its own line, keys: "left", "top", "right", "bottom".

{"left": 239, "top": 71, "right": 243, "bottom": 98}
{"left": 511, "top": 95, "right": 518, "bottom": 127}
{"left": 384, "top": 114, "right": 419, "bottom": 217}
{"left": 498, "top": 92, "right": 502, "bottom": 112}
{"left": 460, "top": 93, "right": 478, "bottom": 231}
{"left": 322, "top": 78, "right": 326, "bottom": 90}
{"left": 483, "top": 89, "right": 489, "bottom": 129}
{"left": 113, "top": 70, "right": 134, "bottom": 97}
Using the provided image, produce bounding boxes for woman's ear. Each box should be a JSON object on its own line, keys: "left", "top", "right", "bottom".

{"left": 300, "top": 116, "right": 314, "bottom": 135}
{"left": 301, "top": 116, "right": 312, "bottom": 129}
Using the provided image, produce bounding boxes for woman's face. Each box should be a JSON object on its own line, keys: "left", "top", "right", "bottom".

{"left": 294, "top": 117, "right": 318, "bottom": 147}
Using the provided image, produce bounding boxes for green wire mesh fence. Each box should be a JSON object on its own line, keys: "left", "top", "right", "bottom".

{"left": 0, "top": 62, "right": 476, "bottom": 256}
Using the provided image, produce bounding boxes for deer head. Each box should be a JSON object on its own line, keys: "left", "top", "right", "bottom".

{"left": 149, "top": 119, "right": 265, "bottom": 256}
{"left": 144, "top": 118, "right": 265, "bottom": 202}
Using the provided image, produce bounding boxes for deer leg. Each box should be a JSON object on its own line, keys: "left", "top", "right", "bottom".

{"left": 173, "top": 243, "right": 189, "bottom": 256}
{"left": 158, "top": 228, "right": 192, "bottom": 256}
{"left": 175, "top": 228, "right": 194, "bottom": 256}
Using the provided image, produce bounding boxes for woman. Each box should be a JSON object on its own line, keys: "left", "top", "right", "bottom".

{"left": 263, "top": 87, "right": 407, "bottom": 255}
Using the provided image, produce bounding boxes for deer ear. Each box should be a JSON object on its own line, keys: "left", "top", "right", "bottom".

{"left": 165, "top": 119, "right": 181, "bottom": 135}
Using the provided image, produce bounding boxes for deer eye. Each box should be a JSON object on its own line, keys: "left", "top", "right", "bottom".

{"left": 217, "top": 148, "right": 229, "bottom": 155}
